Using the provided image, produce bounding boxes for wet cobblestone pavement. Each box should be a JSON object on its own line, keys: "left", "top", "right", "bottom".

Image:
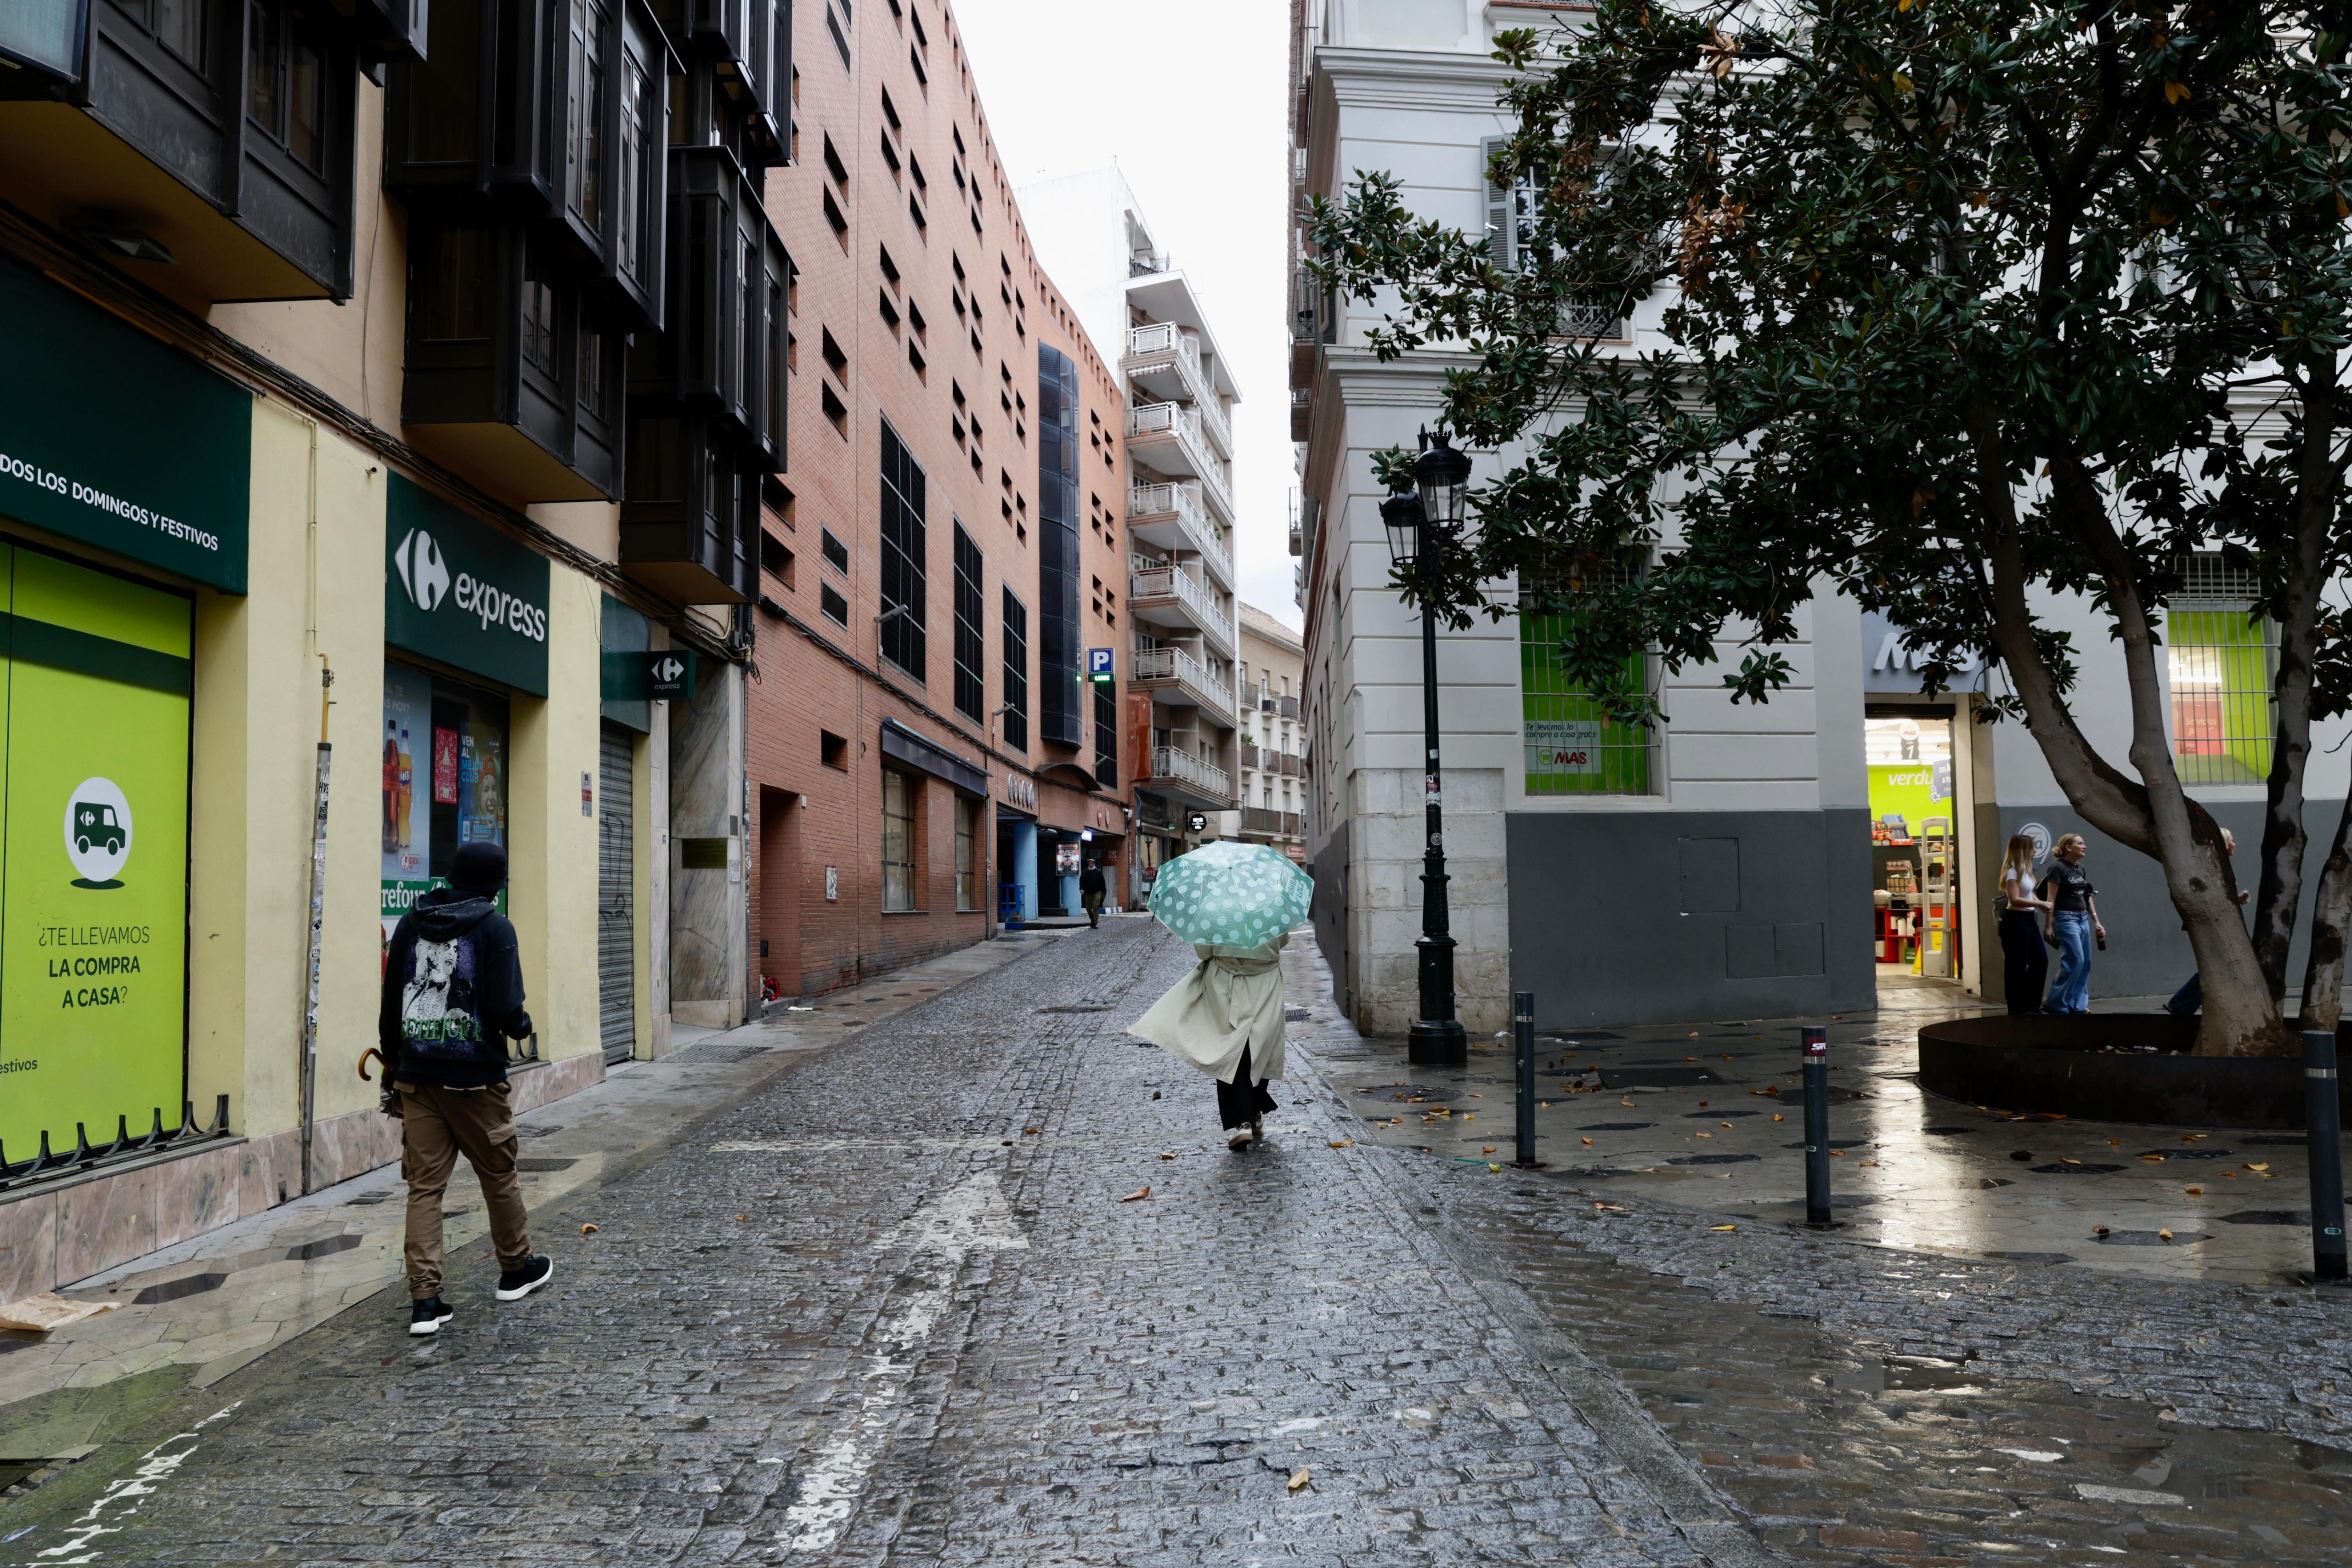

{"left": 0, "top": 919, "right": 2345, "bottom": 1565}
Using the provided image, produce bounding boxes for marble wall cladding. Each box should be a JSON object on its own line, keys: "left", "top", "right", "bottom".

{"left": 669, "top": 668, "right": 744, "bottom": 1016}
{"left": 56, "top": 1163, "right": 159, "bottom": 1284}
{"left": 237, "top": 1130, "right": 300, "bottom": 1217}
{"left": 153, "top": 1145, "right": 240, "bottom": 1252}
{"left": 510, "top": 1053, "right": 602, "bottom": 1116}
{"left": 308, "top": 1105, "right": 402, "bottom": 1189}
{"left": 0, "top": 1193, "right": 56, "bottom": 1304}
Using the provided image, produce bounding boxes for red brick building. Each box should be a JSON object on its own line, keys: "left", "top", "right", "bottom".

{"left": 747, "top": 0, "right": 1130, "bottom": 999}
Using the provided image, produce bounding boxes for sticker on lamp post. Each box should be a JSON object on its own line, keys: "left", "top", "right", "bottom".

{"left": 65, "top": 777, "right": 133, "bottom": 889}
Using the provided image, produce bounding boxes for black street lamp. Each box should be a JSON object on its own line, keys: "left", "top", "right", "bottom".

{"left": 1383, "top": 428, "right": 1472, "bottom": 1067}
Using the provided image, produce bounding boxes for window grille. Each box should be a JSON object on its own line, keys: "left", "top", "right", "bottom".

{"left": 2168, "top": 553, "right": 2273, "bottom": 786}
{"left": 1519, "top": 561, "right": 1655, "bottom": 795}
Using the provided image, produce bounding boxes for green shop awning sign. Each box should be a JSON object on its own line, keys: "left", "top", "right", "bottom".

{"left": 0, "top": 258, "right": 252, "bottom": 594}
{"left": 385, "top": 476, "right": 550, "bottom": 696}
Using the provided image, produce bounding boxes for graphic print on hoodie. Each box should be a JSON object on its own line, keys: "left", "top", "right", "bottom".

{"left": 401, "top": 934, "right": 481, "bottom": 1056}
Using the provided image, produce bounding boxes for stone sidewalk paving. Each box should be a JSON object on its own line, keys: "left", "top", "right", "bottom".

{"left": 1279, "top": 940, "right": 2352, "bottom": 1563}
{"left": 0, "top": 932, "right": 1058, "bottom": 1500}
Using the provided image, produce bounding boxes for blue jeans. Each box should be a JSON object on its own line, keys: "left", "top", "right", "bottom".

{"left": 2048, "top": 911, "right": 2093, "bottom": 1013}
{"left": 2168, "top": 972, "right": 2201, "bottom": 1015}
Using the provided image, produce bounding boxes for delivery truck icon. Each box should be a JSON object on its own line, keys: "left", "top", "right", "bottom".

{"left": 74, "top": 801, "right": 124, "bottom": 857}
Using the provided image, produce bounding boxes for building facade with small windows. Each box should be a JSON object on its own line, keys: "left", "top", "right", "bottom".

{"left": 0, "top": 0, "right": 780, "bottom": 1292}
{"left": 1286, "top": 1, "right": 2351, "bottom": 1033}
{"left": 745, "top": 0, "right": 1128, "bottom": 995}
{"left": 1235, "top": 603, "right": 1308, "bottom": 865}
{"left": 1018, "top": 167, "right": 1244, "bottom": 902}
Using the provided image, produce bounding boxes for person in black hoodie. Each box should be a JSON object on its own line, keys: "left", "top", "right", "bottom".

{"left": 379, "top": 842, "right": 552, "bottom": 1336}
{"left": 1079, "top": 858, "right": 1107, "bottom": 928}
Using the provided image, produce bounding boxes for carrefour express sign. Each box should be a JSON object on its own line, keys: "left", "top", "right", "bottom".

{"left": 385, "top": 476, "right": 550, "bottom": 694}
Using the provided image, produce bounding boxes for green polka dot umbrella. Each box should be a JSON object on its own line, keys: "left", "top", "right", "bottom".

{"left": 1147, "top": 839, "right": 1313, "bottom": 951}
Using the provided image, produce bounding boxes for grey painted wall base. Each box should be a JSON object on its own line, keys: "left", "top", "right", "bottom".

{"left": 1997, "top": 800, "right": 2344, "bottom": 1004}
{"left": 1504, "top": 808, "right": 1876, "bottom": 1029}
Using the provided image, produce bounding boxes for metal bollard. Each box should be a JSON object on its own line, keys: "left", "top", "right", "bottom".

{"left": 1802, "top": 1025, "right": 1832, "bottom": 1228}
{"left": 1514, "top": 991, "right": 1538, "bottom": 1168}
{"left": 2307, "top": 1029, "right": 2347, "bottom": 1283}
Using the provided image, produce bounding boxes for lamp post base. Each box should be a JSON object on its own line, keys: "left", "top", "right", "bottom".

{"left": 1408, "top": 1017, "right": 1467, "bottom": 1067}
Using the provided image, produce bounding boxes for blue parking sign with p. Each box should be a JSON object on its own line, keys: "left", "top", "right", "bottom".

{"left": 1086, "top": 647, "right": 1114, "bottom": 680}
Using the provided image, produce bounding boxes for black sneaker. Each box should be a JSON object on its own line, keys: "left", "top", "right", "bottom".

{"left": 409, "top": 1296, "right": 454, "bottom": 1336}
{"left": 495, "top": 1256, "right": 554, "bottom": 1302}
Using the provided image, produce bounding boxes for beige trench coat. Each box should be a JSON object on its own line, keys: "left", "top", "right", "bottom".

{"left": 1128, "top": 933, "right": 1288, "bottom": 1085}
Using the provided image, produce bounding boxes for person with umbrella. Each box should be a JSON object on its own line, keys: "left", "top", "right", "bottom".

{"left": 1128, "top": 842, "right": 1312, "bottom": 1150}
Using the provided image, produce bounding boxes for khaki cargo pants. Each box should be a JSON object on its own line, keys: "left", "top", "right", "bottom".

{"left": 396, "top": 1080, "right": 533, "bottom": 1299}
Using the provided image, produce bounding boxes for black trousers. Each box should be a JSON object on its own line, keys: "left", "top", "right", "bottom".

{"left": 1216, "top": 1044, "right": 1278, "bottom": 1130}
{"left": 1999, "top": 911, "right": 2048, "bottom": 1015}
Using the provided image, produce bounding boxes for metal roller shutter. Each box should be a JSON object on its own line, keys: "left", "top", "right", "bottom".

{"left": 597, "top": 724, "right": 636, "bottom": 1064}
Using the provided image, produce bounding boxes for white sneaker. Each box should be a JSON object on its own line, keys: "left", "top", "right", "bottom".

{"left": 1227, "top": 1128, "right": 1253, "bottom": 1150}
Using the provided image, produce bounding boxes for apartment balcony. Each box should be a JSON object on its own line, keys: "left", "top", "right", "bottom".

{"left": 1127, "top": 482, "right": 1233, "bottom": 589}
{"left": 1278, "top": 751, "right": 1300, "bottom": 777}
{"left": 0, "top": 0, "right": 376, "bottom": 303}
{"left": 1122, "top": 324, "right": 1232, "bottom": 458}
{"left": 1240, "top": 741, "right": 1259, "bottom": 770}
{"left": 1127, "top": 403, "right": 1233, "bottom": 521}
{"left": 1239, "top": 807, "right": 1303, "bottom": 840}
{"left": 1259, "top": 691, "right": 1300, "bottom": 719}
{"left": 1147, "top": 745, "right": 1231, "bottom": 809}
{"left": 1133, "top": 645, "right": 1236, "bottom": 726}
{"left": 1129, "top": 567, "right": 1233, "bottom": 660}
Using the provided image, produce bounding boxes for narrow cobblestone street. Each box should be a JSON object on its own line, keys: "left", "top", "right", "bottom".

{"left": 0, "top": 921, "right": 2346, "bottom": 1565}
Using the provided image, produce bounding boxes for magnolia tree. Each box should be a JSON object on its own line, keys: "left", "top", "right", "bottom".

{"left": 1306, "top": 0, "right": 2352, "bottom": 1056}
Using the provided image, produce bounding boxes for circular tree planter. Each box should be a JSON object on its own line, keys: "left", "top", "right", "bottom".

{"left": 1917, "top": 1014, "right": 2349, "bottom": 1129}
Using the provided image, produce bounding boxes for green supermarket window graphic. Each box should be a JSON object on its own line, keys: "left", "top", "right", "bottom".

{"left": 65, "top": 777, "right": 132, "bottom": 889}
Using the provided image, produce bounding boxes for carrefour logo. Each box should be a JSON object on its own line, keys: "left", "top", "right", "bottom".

{"left": 393, "top": 528, "right": 450, "bottom": 611}
{"left": 393, "top": 527, "right": 547, "bottom": 643}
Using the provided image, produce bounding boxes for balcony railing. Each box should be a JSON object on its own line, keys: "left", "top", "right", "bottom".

{"left": 1122, "top": 325, "right": 1232, "bottom": 457}
{"left": 1150, "top": 745, "right": 1231, "bottom": 801}
{"left": 1240, "top": 807, "right": 1303, "bottom": 839}
{"left": 1127, "top": 483, "right": 1233, "bottom": 587}
{"left": 1278, "top": 752, "right": 1300, "bottom": 777}
{"left": 1129, "top": 567, "right": 1233, "bottom": 657}
{"left": 1240, "top": 742, "right": 1259, "bottom": 770}
{"left": 1132, "top": 645, "right": 1237, "bottom": 724}
{"left": 1127, "top": 403, "right": 1233, "bottom": 519}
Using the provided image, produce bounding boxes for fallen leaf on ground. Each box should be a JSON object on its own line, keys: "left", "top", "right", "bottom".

{"left": 1709, "top": 1224, "right": 1737, "bottom": 1232}
{"left": 1328, "top": 1140, "right": 1352, "bottom": 1149}
{"left": 2185, "top": 1186, "right": 2203, "bottom": 1195}
{"left": 1024, "top": 1128, "right": 1039, "bottom": 1135}
{"left": 1720, "top": 1122, "right": 1732, "bottom": 1129}
{"left": 2093, "top": 1226, "right": 2110, "bottom": 1237}
{"left": 1581, "top": 1137, "right": 1594, "bottom": 1145}
{"left": 1594, "top": 1202, "right": 1624, "bottom": 1211}
{"left": 2158, "top": 1228, "right": 2175, "bottom": 1241}
{"left": 1121, "top": 1187, "right": 1151, "bottom": 1202}
{"left": 1160, "top": 1153, "right": 1178, "bottom": 1160}
{"left": 2060, "top": 1157, "right": 2082, "bottom": 1165}
{"left": 1857, "top": 1160, "right": 1880, "bottom": 1166}
{"left": 1696, "top": 1132, "right": 1713, "bottom": 1139}
{"left": 1829, "top": 1149, "right": 1845, "bottom": 1157}
{"left": 1467, "top": 1093, "right": 1482, "bottom": 1099}
{"left": 2142, "top": 1155, "right": 2165, "bottom": 1163}
{"left": 1481, "top": 1145, "right": 1496, "bottom": 1154}
{"left": 1772, "top": 1113, "right": 1785, "bottom": 1121}
{"left": 1621, "top": 1097, "right": 1637, "bottom": 1108}
{"left": 735, "top": 1215, "right": 748, "bottom": 1221}
{"left": 2184, "top": 1133, "right": 2208, "bottom": 1142}
{"left": 1288, "top": 1468, "right": 1311, "bottom": 1492}
{"left": 582, "top": 1223, "right": 599, "bottom": 1234}
{"left": 2247, "top": 1162, "right": 2271, "bottom": 1172}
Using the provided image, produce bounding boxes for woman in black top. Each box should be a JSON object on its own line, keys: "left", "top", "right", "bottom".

{"left": 1996, "top": 833, "right": 2052, "bottom": 1013}
{"left": 2040, "top": 834, "right": 2105, "bottom": 1013}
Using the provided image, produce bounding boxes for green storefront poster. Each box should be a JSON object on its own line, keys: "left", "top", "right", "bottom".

{"left": 385, "top": 476, "right": 550, "bottom": 696}
{"left": 0, "top": 545, "right": 191, "bottom": 1155}
{"left": 0, "top": 257, "right": 251, "bottom": 594}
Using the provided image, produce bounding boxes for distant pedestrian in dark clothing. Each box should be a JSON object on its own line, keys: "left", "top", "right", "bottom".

{"left": 2165, "top": 828, "right": 2249, "bottom": 1016}
{"left": 1080, "top": 859, "right": 1106, "bottom": 928}
{"left": 1997, "top": 833, "right": 2051, "bottom": 1014}
{"left": 378, "top": 842, "right": 552, "bottom": 1336}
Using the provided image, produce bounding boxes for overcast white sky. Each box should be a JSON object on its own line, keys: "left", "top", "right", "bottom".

{"left": 954, "top": 0, "right": 1300, "bottom": 629}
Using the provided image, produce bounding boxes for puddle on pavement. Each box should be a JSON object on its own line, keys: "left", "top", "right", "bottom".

{"left": 1312, "top": 1010, "right": 2347, "bottom": 1288}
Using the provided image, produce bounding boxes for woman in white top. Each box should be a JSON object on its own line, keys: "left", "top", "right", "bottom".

{"left": 1997, "top": 833, "right": 2052, "bottom": 1014}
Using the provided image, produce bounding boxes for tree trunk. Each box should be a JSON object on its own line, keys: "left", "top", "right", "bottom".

{"left": 2044, "top": 460, "right": 2291, "bottom": 1058}
{"left": 2251, "top": 361, "right": 2336, "bottom": 1000}
{"left": 2300, "top": 792, "right": 2352, "bottom": 1032}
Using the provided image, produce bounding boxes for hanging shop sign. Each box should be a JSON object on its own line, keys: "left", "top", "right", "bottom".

{"left": 0, "top": 543, "right": 192, "bottom": 1155}
{"left": 385, "top": 476, "right": 551, "bottom": 696}
{"left": 602, "top": 649, "right": 696, "bottom": 702}
{"left": 0, "top": 257, "right": 251, "bottom": 593}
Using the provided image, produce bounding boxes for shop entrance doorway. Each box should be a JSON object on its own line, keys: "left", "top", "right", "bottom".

{"left": 1866, "top": 710, "right": 1965, "bottom": 994}
{"left": 597, "top": 724, "right": 636, "bottom": 1064}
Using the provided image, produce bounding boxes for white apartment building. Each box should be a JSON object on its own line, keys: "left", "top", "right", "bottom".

{"left": 1019, "top": 168, "right": 1245, "bottom": 893}
{"left": 1289, "top": 0, "right": 2352, "bottom": 1034}
{"left": 1238, "top": 602, "right": 1309, "bottom": 863}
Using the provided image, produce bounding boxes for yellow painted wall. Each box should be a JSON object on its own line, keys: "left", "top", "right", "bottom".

{"left": 187, "top": 402, "right": 388, "bottom": 1138}
{"left": 507, "top": 564, "right": 605, "bottom": 1065}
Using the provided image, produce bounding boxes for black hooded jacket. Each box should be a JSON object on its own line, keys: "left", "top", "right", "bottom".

{"left": 378, "top": 885, "right": 531, "bottom": 1088}
{"left": 1079, "top": 865, "right": 1106, "bottom": 897}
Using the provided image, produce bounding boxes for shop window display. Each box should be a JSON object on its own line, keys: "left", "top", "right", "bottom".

{"left": 382, "top": 662, "right": 509, "bottom": 941}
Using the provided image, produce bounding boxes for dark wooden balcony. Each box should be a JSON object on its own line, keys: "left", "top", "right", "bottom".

{"left": 620, "top": 411, "right": 756, "bottom": 604}
{"left": 0, "top": 0, "right": 361, "bottom": 301}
